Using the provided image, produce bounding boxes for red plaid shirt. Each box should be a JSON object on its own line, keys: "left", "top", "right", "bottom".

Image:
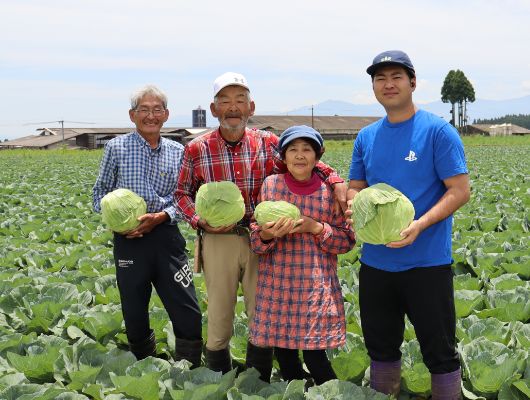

{"left": 175, "top": 128, "right": 342, "bottom": 228}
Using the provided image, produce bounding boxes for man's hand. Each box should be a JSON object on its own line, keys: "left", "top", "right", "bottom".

{"left": 289, "top": 216, "right": 323, "bottom": 235}
{"left": 386, "top": 220, "right": 423, "bottom": 248}
{"left": 345, "top": 179, "right": 367, "bottom": 226}
{"left": 197, "top": 219, "right": 235, "bottom": 234}
{"left": 259, "top": 217, "right": 299, "bottom": 241}
{"left": 345, "top": 199, "right": 354, "bottom": 227}
{"left": 386, "top": 173, "right": 470, "bottom": 248}
{"left": 331, "top": 182, "right": 348, "bottom": 215}
{"left": 124, "top": 212, "right": 168, "bottom": 239}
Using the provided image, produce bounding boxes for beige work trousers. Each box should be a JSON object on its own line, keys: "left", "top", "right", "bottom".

{"left": 201, "top": 231, "right": 258, "bottom": 351}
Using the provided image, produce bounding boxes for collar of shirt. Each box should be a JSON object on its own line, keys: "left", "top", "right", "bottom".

{"left": 212, "top": 128, "right": 247, "bottom": 150}
{"left": 132, "top": 130, "right": 162, "bottom": 153}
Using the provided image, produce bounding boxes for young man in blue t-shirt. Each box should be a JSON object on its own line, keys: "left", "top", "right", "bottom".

{"left": 346, "top": 50, "right": 470, "bottom": 399}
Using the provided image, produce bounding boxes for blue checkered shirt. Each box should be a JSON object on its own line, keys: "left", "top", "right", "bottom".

{"left": 93, "top": 131, "right": 184, "bottom": 224}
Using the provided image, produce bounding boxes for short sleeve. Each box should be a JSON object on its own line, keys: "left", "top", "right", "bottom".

{"left": 434, "top": 124, "right": 468, "bottom": 180}
{"left": 348, "top": 133, "right": 366, "bottom": 181}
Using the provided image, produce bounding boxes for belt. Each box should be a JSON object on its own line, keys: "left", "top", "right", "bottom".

{"left": 229, "top": 226, "right": 249, "bottom": 236}
{"left": 200, "top": 226, "right": 249, "bottom": 236}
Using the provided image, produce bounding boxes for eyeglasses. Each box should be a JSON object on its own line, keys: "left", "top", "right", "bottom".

{"left": 134, "top": 108, "right": 166, "bottom": 117}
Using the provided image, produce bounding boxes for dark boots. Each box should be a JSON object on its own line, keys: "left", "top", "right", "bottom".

{"left": 431, "top": 368, "right": 462, "bottom": 400}
{"left": 205, "top": 347, "right": 232, "bottom": 374}
{"left": 245, "top": 342, "right": 273, "bottom": 383}
{"left": 274, "top": 347, "right": 308, "bottom": 381}
{"left": 175, "top": 337, "right": 203, "bottom": 369}
{"left": 129, "top": 330, "right": 156, "bottom": 360}
{"left": 370, "top": 359, "right": 401, "bottom": 396}
{"left": 303, "top": 351, "right": 337, "bottom": 385}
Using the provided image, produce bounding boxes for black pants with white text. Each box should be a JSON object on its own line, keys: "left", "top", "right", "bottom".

{"left": 113, "top": 223, "right": 202, "bottom": 344}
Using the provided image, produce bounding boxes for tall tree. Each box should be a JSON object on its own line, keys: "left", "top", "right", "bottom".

{"left": 441, "top": 70, "right": 458, "bottom": 126}
{"left": 441, "top": 70, "right": 475, "bottom": 130}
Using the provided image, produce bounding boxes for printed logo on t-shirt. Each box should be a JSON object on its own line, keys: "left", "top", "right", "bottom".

{"left": 404, "top": 150, "right": 418, "bottom": 162}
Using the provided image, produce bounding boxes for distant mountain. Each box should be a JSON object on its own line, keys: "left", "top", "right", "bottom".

{"left": 279, "top": 95, "right": 530, "bottom": 122}
{"left": 164, "top": 95, "right": 530, "bottom": 129}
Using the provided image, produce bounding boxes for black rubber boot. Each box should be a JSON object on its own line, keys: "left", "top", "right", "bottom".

{"left": 274, "top": 347, "right": 308, "bottom": 381}
{"left": 205, "top": 347, "right": 232, "bottom": 374}
{"left": 245, "top": 342, "right": 273, "bottom": 383}
{"left": 303, "top": 352, "right": 337, "bottom": 385}
{"left": 175, "top": 337, "right": 203, "bottom": 369}
{"left": 129, "top": 330, "right": 156, "bottom": 360}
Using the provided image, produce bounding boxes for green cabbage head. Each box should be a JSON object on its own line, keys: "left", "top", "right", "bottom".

{"left": 101, "top": 188, "right": 147, "bottom": 233}
{"left": 195, "top": 181, "right": 245, "bottom": 227}
{"left": 351, "top": 183, "right": 415, "bottom": 244}
{"left": 254, "top": 200, "right": 301, "bottom": 226}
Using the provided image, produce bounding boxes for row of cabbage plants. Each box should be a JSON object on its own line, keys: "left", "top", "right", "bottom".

{"left": 0, "top": 141, "right": 528, "bottom": 399}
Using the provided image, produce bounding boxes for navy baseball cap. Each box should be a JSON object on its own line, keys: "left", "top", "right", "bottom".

{"left": 279, "top": 125, "right": 324, "bottom": 150}
{"left": 366, "top": 50, "right": 415, "bottom": 76}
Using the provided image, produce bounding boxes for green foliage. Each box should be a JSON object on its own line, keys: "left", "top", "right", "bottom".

{"left": 454, "top": 289, "right": 485, "bottom": 318}
{"left": 306, "top": 380, "right": 389, "bottom": 399}
{"left": 0, "top": 142, "right": 528, "bottom": 399}
{"left": 474, "top": 113, "right": 530, "bottom": 129}
{"left": 441, "top": 69, "right": 475, "bottom": 128}
{"left": 459, "top": 337, "right": 528, "bottom": 398}
{"left": 400, "top": 340, "right": 431, "bottom": 397}
{"left": 330, "top": 334, "right": 370, "bottom": 384}
{"left": 456, "top": 315, "right": 511, "bottom": 345}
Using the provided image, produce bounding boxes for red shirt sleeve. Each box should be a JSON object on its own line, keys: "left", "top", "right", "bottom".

{"left": 175, "top": 144, "right": 201, "bottom": 229}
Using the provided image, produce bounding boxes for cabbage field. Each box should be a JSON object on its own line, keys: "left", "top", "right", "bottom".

{"left": 0, "top": 136, "right": 528, "bottom": 400}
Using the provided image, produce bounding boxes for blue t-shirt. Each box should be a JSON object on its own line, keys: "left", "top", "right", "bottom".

{"left": 348, "top": 109, "right": 468, "bottom": 272}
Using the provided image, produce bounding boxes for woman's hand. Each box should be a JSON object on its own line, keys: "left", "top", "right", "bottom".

{"left": 259, "top": 216, "right": 299, "bottom": 241}
{"left": 289, "top": 215, "right": 323, "bottom": 235}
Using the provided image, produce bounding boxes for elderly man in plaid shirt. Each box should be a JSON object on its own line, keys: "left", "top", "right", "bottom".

{"left": 93, "top": 85, "right": 203, "bottom": 367}
{"left": 175, "top": 72, "right": 347, "bottom": 380}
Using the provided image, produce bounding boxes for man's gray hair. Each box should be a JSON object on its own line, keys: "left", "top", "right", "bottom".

{"left": 130, "top": 84, "right": 168, "bottom": 110}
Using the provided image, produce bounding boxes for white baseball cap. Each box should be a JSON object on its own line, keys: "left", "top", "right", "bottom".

{"left": 213, "top": 72, "right": 249, "bottom": 97}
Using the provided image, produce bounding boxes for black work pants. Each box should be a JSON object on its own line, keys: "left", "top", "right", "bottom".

{"left": 359, "top": 263, "right": 459, "bottom": 374}
{"left": 113, "top": 223, "right": 202, "bottom": 343}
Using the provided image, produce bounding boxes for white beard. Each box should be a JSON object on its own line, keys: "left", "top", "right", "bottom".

{"left": 219, "top": 116, "right": 248, "bottom": 134}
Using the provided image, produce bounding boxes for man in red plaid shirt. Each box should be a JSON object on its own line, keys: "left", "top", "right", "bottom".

{"left": 175, "top": 72, "right": 346, "bottom": 380}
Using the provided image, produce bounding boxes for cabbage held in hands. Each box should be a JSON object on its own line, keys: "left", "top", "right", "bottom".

{"left": 254, "top": 200, "right": 301, "bottom": 226}
{"left": 351, "top": 183, "right": 415, "bottom": 245}
{"left": 101, "top": 188, "right": 147, "bottom": 233}
{"left": 195, "top": 181, "right": 245, "bottom": 227}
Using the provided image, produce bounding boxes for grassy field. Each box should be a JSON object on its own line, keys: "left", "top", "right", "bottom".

{"left": 0, "top": 137, "right": 528, "bottom": 399}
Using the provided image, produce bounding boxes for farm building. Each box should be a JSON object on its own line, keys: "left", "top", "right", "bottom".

{"left": 0, "top": 127, "right": 212, "bottom": 150}
{"left": 466, "top": 123, "right": 530, "bottom": 136}
{"left": 247, "top": 115, "right": 380, "bottom": 139}
{"left": 0, "top": 115, "right": 380, "bottom": 150}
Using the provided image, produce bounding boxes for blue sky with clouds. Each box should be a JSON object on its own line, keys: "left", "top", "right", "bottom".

{"left": 1, "top": 0, "right": 529, "bottom": 140}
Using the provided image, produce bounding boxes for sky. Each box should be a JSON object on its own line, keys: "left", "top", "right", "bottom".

{"left": 1, "top": 0, "right": 529, "bottom": 140}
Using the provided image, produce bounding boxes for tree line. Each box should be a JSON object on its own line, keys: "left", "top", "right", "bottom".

{"left": 474, "top": 114, "right": 530, "bottom": 129}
